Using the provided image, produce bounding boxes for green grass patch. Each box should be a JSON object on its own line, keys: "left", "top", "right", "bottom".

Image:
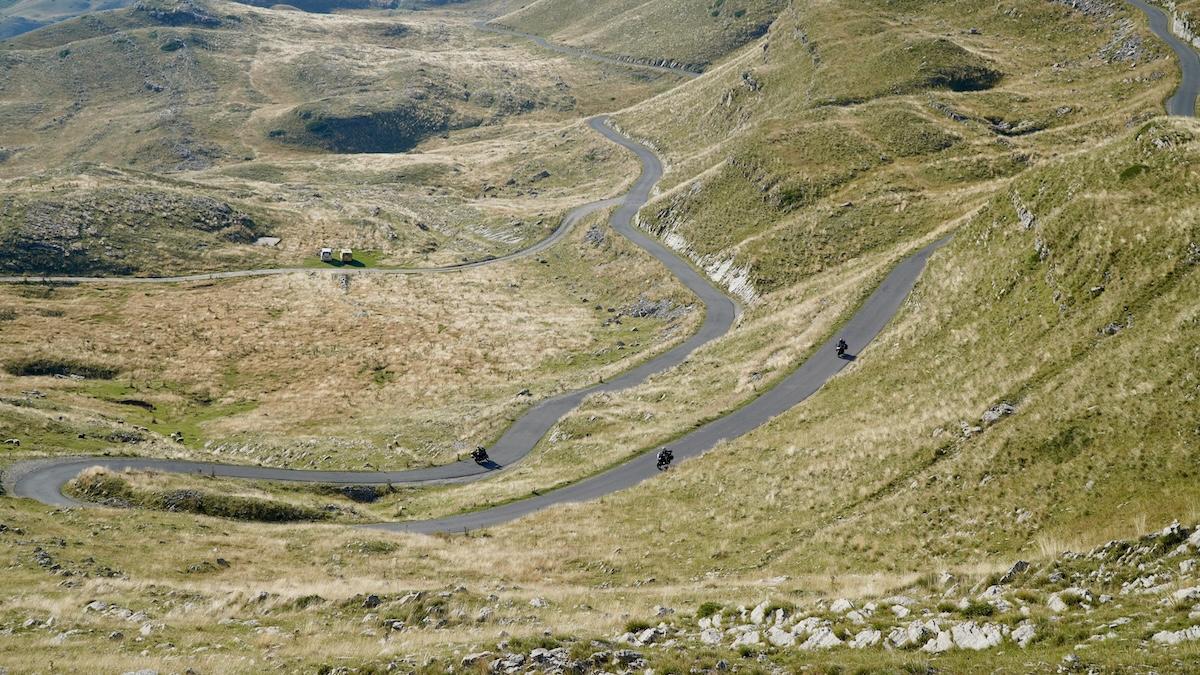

{"left": 74, "top": 379, "right": 259, "bottom": 449}
{"left": 960, "top": 600, "right": 996, "bottom": 618}
{"left": 302, "top": 249, "right": 386, "bottom": 269}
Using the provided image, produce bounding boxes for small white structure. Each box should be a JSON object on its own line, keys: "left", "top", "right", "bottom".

{"left": 339, "top": 248, "right": 353, "bottom": 263}
{"left": 319, "top": 247, "right": 333, "bottom": 262}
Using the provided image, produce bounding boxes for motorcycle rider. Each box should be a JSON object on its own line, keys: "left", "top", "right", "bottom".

{"left": 836, "top": 338, "right": 849, "bottom": 357}
{"left": 656, "top": 447, "right": 673, "bottom": 470}
{"left": 471, "top": 446, "right": 489, "bottom": 463}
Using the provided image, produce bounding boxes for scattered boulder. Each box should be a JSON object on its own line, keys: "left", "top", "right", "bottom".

{"left": 790, "top": 616, "right": 826, "bottom": 637}
{"left": 850, "top": 629, "right": 882, "bottom": 649}
{"left": 612, "top": 650, "right": 645, "bottom": 667}
{"left": 491, "top": 653, "right": 525, "bottom": 671}
{"left": 1047, "top": 593, "right": 1069, "bottom": 613}
{"left": 1000, "top": 560, "right": 1030, "bottom": 584}
{"left": 766, "top": 625, "right": 795, "bottom": 647}
{"left": 731, "top": 630, "right": 760, "bottom": 648}
{"left": 460, "top": 652, "right": 492, "bottom": 668}
{"left": 584, "top": 225, "right": 605, "bottom": 246}
{"left": 1013, "top": 194, "right": 1037, "bottom": 230}
{"left": 1012, "top": 621, "right": 1037, "bottom": 648}
{"left": 749, "top": 600, "right": 770, "bottom": 624}
{"left": 951, "top": 621, "right": 1004, "bottom": 650}
{"left": 800, "top": 626, "right": 843, "bottom": 650}
{"left": 981, "top": 403, "right": 1016, "bottom": 426}
{"left": 1152, "top": 626, "right": 1200, "bottom": 645}
{"left": 922, "top": 630, "right": 954, "bottom": 653}
{"left": 1173, "top": 587, "right": 1200, "bottom": 602}
{"left": 889, "top": 620, "right": 937, "bottom": 649}
{"left": 635, "top": 625, "right": 667, "bottom": 645}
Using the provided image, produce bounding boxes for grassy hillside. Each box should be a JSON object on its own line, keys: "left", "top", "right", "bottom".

{"left": 0, "top": 205, "right": 700, "bottom": 470}
{"left": 0, "top": 0, "right": 131, "bottom": 40}
{"left": 492, "top": 0, "right": 785, "bottom": 70}
{"left": 613, "top": 0, "right": 1172, "bottom": 301}
{"left": 6, "top": 111, "right": 1193, "bottom": 675}
{"left": 0, "top": 167, "right": 278, "bottom": 275}
{"left": 1, "top": 0, "right": 1200, "bottom": 670}
{"left": 0, "top": 0, "right": 680, "bottom": 274}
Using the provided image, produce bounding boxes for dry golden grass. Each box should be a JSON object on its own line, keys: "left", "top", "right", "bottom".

{"left": 2, "top": 0, "right": 1199, "bottom": 671}
{"left": 0, "top": 4, "right": 681, "bottom": 273}
{"left": 0, "top": 211, "right": 699, "bottom": 469}
{"left": 371, "top": 235, "right": 933, "bottom": 519}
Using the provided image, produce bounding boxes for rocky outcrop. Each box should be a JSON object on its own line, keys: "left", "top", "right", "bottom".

{"left": 132, "top": 0, "right": 221, "bottom": 27}
{"left": 648, "top": 219, "right": 760, "bottom": 305}
{"left": 0, "top": 188, "right": 262, "bottom": 275}
{"left": 604, "top": 520, "right": 1200, "bottom": 663}
{"left": 1159, "top": 0, "right": 1200, "bottom": 50}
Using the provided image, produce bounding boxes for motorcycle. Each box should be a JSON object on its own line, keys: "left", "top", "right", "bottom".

{"left": 471, "top": 446, "right": 489, "bottom": 463}
{"left": 655, "top": 450, "right": 673, "bottom": 471}
{"left": 835, "top": 340, "right": 848, "bottom": 358}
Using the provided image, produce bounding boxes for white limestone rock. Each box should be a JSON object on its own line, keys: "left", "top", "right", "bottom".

{"left": 850, "top": 629, "right": 882, "bottom": 649}
{"left": 800, "top": 627, "right": 843, "bottom": 650}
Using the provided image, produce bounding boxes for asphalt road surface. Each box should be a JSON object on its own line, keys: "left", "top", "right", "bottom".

{"left": 1127, "top": 0, "right": 1200, "bottom": 117}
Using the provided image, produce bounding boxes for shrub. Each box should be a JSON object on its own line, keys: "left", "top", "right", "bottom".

{"left": 67, "top": 469, "right": 327, "bottom": 522}
{"left": 961, "top": 600, "right": 995, "bottom": 617}
{"left": 5, "top": 356, "right": 118, "bottom": 379}
{"left": 346, "top": 540, "right": 399, "bottom": 555}
{"left": 625, "top": 619, "right": 653, "bottom": 633}
{"left": 697, "top": 601, "right": 723, "bottom": 618}
{"left": 1014, "top": 589, "right": 1041, "bottom": 604}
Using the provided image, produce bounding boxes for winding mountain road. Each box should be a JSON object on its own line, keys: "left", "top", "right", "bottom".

{"left": 376, "top": 236, "right": 948, "bottom": 534}
{"left": 7, "top": 117, "right": 737, "bottom": 498}
{"left": 6, "top": 116, "right": 944, "bottom": 530}
{"left": 1127, "top": 0, "right": 1200, "bottom": 117}
{"left": 8, "top": 4, "right": 1199, "bottom": 532}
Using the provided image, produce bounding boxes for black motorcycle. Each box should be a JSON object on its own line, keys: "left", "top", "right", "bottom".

{"left": 835, "top": 339, "right": 849, "bottom": 358}
{"left": 471, "top": 446, "right": 489, "bottom": 463}
{"left": 655, "top": 449, "right": 673, "bottom": 470}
